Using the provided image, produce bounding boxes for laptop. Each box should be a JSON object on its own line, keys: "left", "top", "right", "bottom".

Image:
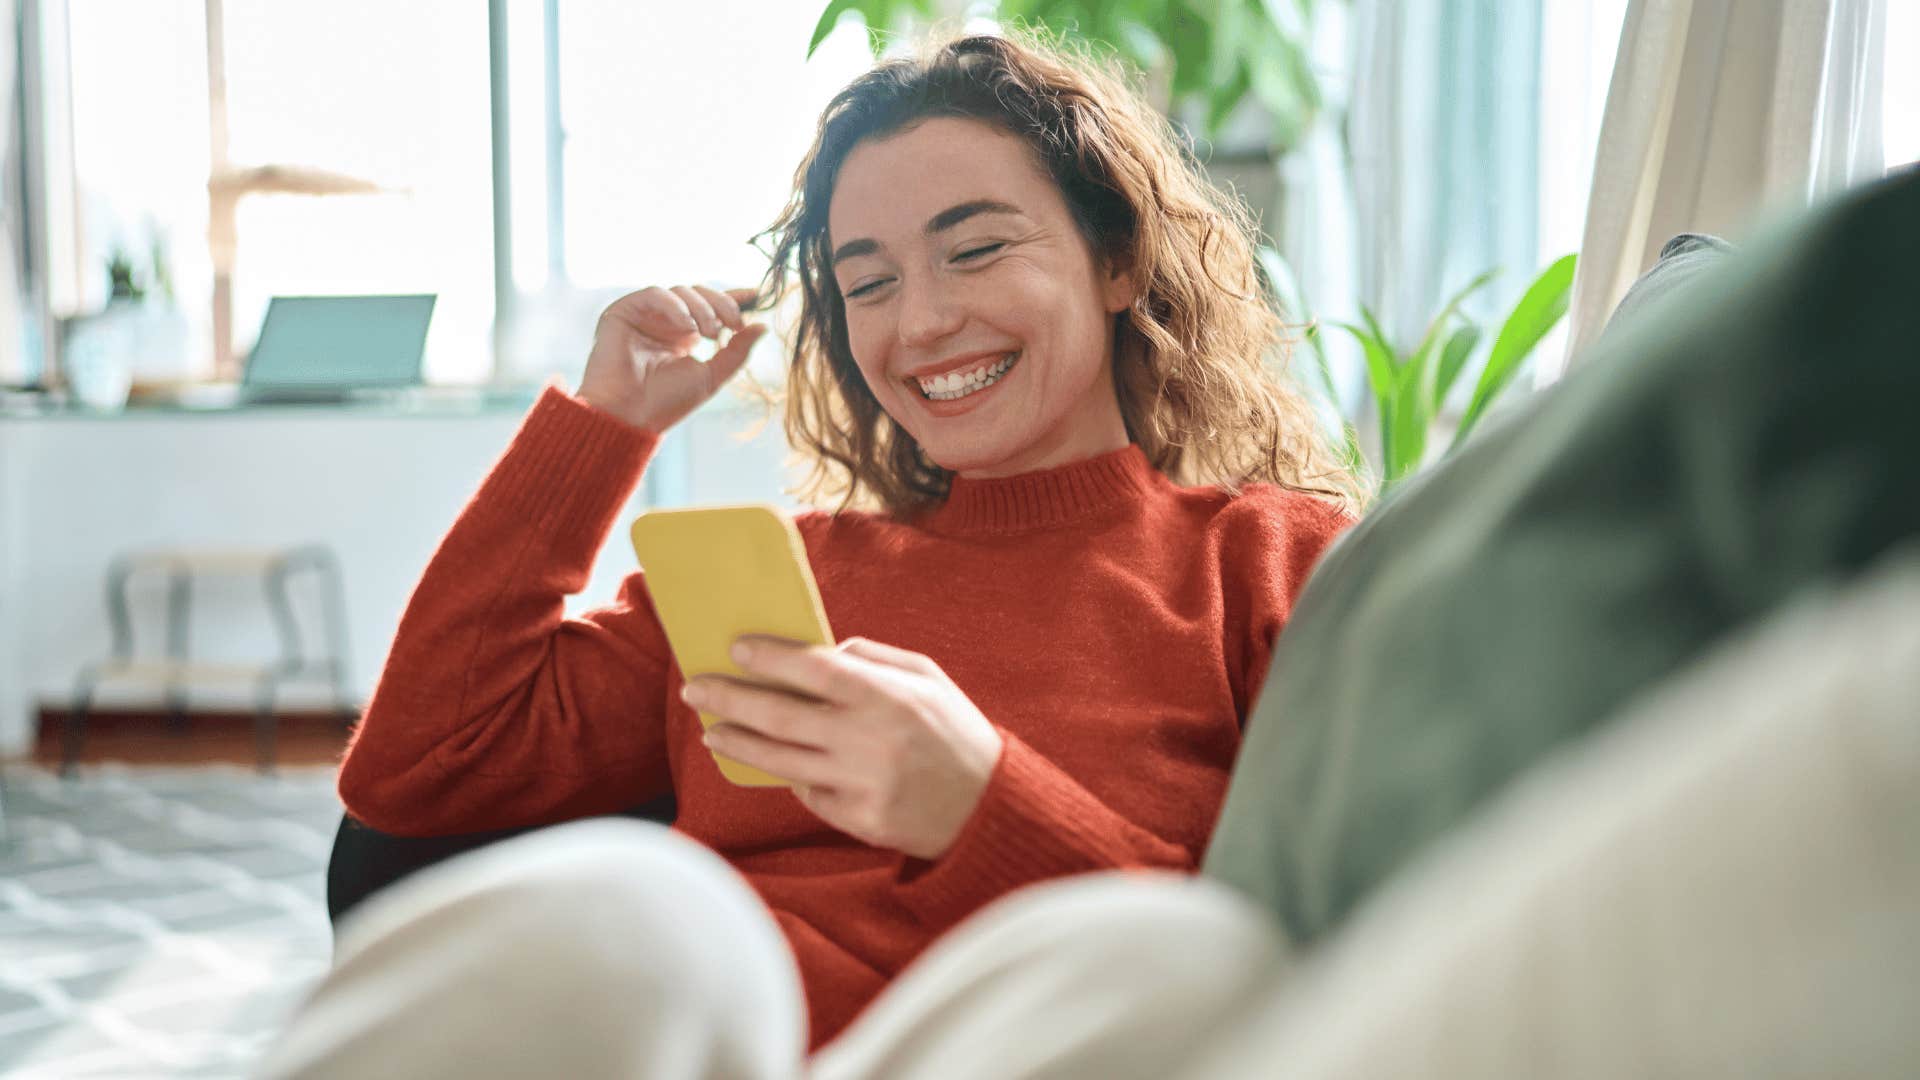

{"left": 241, "top": 294, "right": 436, "bottom": 404}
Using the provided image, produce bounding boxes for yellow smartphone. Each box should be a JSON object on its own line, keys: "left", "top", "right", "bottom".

{"left": 630, "top": 504, "right": 835, "bottom": 787}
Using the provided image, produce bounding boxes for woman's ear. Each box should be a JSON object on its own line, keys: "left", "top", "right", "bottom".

{"left": 1101, "top": 252, "right": 1137, "bottom": 315}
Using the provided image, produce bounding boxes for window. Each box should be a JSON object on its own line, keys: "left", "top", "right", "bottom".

{"left": 222, "top": 1, "right": 493, "bottom": 383}
{"left": 497, "top": 0, "right": 872, "bottom": 389}
{"left": 62, "top": 0, "right": 492, "bottom": 383}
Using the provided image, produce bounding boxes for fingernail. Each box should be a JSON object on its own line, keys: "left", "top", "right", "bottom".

{"left": 680, "top": 683, "right": 704, "bottom": 707}
{"left": 730, "top": 640, "right": 753, "bottom": 665}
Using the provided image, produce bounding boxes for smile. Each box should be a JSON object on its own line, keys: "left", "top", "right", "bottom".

{"left": 917, "top": 352, "right": 1020, "bottom": 400}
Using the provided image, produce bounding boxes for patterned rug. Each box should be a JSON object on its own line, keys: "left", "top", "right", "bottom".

{"left": 0, "top": 763, "right": 341, "bottom": 1078}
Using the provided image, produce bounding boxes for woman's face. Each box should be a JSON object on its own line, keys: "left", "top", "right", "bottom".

{"left": 826, "top": 117, "right": 1135, "bottom": 479}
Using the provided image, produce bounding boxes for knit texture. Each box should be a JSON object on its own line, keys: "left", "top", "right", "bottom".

{"left": 338, "top": 385, "right": 1352, "bottom": 1050}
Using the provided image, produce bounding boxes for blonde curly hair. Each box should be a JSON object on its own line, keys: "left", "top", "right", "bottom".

{"left": 749, "top": 28, "right": 1363, "bottom": 518}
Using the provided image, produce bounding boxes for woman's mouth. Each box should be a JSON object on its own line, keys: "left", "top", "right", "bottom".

{"left": 916, "top": 352, "right": 1020, "bottom": 401}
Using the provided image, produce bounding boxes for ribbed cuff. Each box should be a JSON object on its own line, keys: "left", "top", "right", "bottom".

{"left": 894, "top": 731, "right": 1145, "bottom": 929}
{"left": 472, "top": 383, "right": 660, "bottom": 559}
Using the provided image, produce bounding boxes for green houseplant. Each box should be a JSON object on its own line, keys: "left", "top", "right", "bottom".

{"left": 808, "top": 0, "right": 1325, "bottom": 147}
{"left": 1262, "top": 251, "right": 1577, "bottom": 494}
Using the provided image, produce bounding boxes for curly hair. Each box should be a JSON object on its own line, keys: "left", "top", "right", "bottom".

{"left": 748, "top": 27, "right": 1364, "bottom": 517}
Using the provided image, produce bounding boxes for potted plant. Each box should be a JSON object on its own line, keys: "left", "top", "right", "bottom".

{"left": 808, "top": 0, "right": 1324, "bottom": 152}
{"left": 1261, "top": 248, "right": 1578, "bottom": 494}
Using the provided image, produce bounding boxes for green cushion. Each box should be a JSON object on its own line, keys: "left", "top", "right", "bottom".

{"left": 1203, "top": 172, "right": 1920, "bottom": 945}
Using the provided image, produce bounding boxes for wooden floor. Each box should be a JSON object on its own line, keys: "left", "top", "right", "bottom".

{"left": 32, "top": 709, "right": 353, "bottom": 769}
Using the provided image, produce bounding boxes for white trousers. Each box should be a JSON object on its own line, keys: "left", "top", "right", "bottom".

{"left": 258, "top": 556, "right": 1920, "bottom": 1079}
{"left": 254, "top": 820, "right": 1284, "bottom": 1080}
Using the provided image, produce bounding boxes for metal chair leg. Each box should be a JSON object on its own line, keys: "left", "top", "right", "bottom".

{"left": 66, "top": 669, "right": 101, "bottom": 778}
{"left": 164, "top": 566, "right": 192, "bottom": 736}
{"left": 315, "top": 548, "right": 356, "bottom": 732}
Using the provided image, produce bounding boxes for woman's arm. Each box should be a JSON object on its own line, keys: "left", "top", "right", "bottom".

{"left": 341, "top": 283, "right": 768, "bottom": 836}
{"left": 337, "top": 386, "right": 675, "bottom": 836}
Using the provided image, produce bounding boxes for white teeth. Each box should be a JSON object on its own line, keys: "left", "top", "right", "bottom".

{"left": 917, "top": 353, "right": 1021, "bottom": 399}
{"left": 918, "top": 353, "right": 1017, "bottom": 401}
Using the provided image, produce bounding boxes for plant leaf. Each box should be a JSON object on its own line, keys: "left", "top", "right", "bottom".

{"left": 807, "top": 0, "right": 869, "bottom": 58}
{"left": 1357, "top": 307, "right": 1393, "bottom": 363}
{"left": 1385, "top": 357, "right": 1430, "bottom": 490}
{"left": 1244, "top": 13, "right": 1316, "bottom": 148}
{"left": 1165, "top": 0, "right": 1213, "bottom": 101}
{"left": 1410, "top": 267, "right": 1497, "bottom": 367}
{"left": 1210, "top": 0, "right": 1248, "bottom": 89}
{"left": 1432, "top": 324, "right": 1482, "bottom": 410}
{"left": 1333, "top": 319, "right": 1397, "bottom": 418}
{"left": 1206, "top": 62, "right": 1254, "bottom": 137}
{"left": 1114, "top": 17, "right": 1170, "bottom": 77}
{"left": 1335, "top": 316, "right": 1402, "bottom": 479}
{"left": 1456, "top": 253, "right": 1577, "bottom": 446}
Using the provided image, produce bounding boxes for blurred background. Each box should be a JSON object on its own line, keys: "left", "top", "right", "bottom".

{"left": 0, "top": 0, "right": 1914, "bottom": 1075}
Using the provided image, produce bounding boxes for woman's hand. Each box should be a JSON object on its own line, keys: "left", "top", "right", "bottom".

{"left": 575, "top": 284, "right": 770, "bottom": 434}
{"left": 681, "top": 636, "right": 1005, "bottom": 860}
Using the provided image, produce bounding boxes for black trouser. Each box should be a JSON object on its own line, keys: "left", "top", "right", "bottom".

{"left": 325, "top": 793, "right": 679, "bottom": 930}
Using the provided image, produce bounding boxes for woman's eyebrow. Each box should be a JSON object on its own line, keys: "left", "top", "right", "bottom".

{"left": 831, "top": 199, "right": 1024, "bottom": 266}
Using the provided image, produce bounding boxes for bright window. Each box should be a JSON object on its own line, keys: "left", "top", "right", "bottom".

{"left": 65, "top": 0, "right": 493, "bottom": 383}
{"left": 494, "top": 0, "right": 873, "bottom": 388}
{"left": 222, "top": 1, "right": 493, "bottom": 383}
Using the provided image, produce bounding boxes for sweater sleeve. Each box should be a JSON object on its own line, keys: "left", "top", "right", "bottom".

{"left": 890, "top": 729, "right": 1197, "bottom": 932}
{"left": 1227, "top": 490, "right": 1357, "bottom": 722}
{"left": 337, "top": 384, "right": 677, "bottom": 836}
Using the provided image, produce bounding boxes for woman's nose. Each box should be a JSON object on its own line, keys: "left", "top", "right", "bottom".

{"left": 895, "top": 276, "right": 964, "bottom": 346}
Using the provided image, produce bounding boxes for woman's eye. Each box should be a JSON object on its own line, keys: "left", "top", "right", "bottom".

{"left": 843, "top": 247, "right": 997, "bottom": 299}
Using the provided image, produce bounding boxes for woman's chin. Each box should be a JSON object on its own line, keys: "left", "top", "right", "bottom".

{"left": 920, "top": 431, "right": 1020, "bottom": 477}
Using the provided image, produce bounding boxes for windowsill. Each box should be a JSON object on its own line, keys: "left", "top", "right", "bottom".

{"left": 0, "top": 385, "right": 542, "bottom": 421}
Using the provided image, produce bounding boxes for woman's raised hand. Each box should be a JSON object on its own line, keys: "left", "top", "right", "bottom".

{"left": 575, "top": 284, "right": 770, "bottom": 434}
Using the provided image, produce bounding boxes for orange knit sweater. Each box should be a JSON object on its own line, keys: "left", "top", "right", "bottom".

{"left": 338, "top": 386, "right": 1352, "bottom": 1050}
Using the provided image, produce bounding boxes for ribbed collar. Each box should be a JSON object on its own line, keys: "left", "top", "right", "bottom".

{"left": 922, "top": 443, "right": 1160, "bottom": 535}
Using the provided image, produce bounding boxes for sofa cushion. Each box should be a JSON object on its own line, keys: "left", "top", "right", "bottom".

{"left": 1202, "top": 171, "right": 1920, "bottom": 945}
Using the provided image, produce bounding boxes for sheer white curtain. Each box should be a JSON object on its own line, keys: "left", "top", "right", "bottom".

{"left": 1, "top": 0, "right": 21, "bottom": 382}
{"left": 1279, "top": 0, "right": 1547, "bottom": 429}
{"left": 1344, "top": 0, "right": 1544, "bottom": 348}
{"left": 1554, "top": 0, "right": 1886, "bottom": 376}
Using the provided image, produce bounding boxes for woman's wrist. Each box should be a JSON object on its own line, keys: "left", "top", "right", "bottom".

{"left": 573, "top": 386, "right": 663, "bottom": 435}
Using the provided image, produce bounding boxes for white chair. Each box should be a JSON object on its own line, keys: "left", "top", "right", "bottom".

{"left": 63, "top": 545, "right": 354, "bottom": 775}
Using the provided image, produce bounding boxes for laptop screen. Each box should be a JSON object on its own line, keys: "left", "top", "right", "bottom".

{"left": 243, "top": 295, "right": 436, "bottom": 389}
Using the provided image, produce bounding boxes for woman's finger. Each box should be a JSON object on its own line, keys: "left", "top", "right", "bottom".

{"left": 692, "top": 284, "right": 745, "bottom": 331}
{"left": 836, "top": 636, "right": 942, "bottom": 678}
{"left": 684, "top": 674, "right": 834, "bottom": 749}
{"left": 670, "top": 285, "right": 723, "bottom": 338}
{"left": 733, "top": 637, "right": 883, "bottom": 707}
{"left": 605, "top": 286, "right": 699, "bottom": 349}
{"left": 704, "top": 723, "right": 838, "bottom": 788}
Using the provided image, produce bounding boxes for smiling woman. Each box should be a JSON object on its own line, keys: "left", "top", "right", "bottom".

{"left": 758, "top": 34, "right": 1363, "bottom": 513}
{"left": 822, "top": 120, "right": 1137, "bottom": 477}
{"left": 281, "top": 27, "right": 1362, "bottom": 1079}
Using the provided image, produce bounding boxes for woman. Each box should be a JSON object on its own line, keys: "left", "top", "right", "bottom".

{"left": 278, "top": 29, "right": 1359, "bottom": 1078}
